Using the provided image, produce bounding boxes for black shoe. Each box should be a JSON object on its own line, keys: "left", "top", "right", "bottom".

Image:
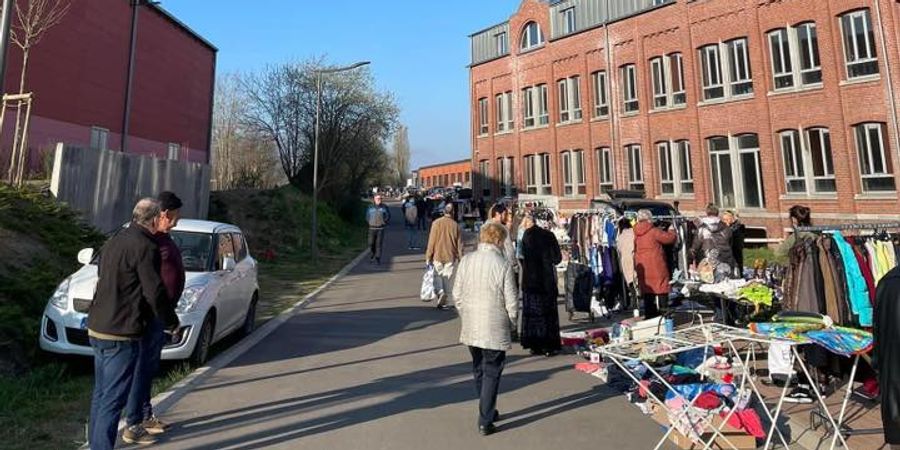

{"left": 478, "top": 424, "right": 496, "bottom": 436}
{"left": 784, "top": 386, "right": 813, "bottom": 404}
{"left": 375, "top": 258, "right": 381, "bottom": 265}
{"left": 493, "top": 409, "right": 500, "bottom": 422}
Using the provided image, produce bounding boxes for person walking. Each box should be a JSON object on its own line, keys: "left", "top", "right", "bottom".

{"left": 453, "top": 222, "right": 518, "bottom": 436}
{"left": 402, "top": 195, "right": 420, "bottom": 250}
{"left": 722, "top": 209, "right": 746, "bottom": 277}
{"left": 690, "top": 204, "right": 737, "bottom": 279}
{"left": 415, "top": 194, "right": 428, "bottom": 231}
{"left": 520, "top": 213, "right": 563, "bottom": 356}
{"left": 122, "top": 192, "right": 184, "bottom": 444}
{"left": 366, "top": 195, "right": 391, "bottom": 264}
{"left": 616, "top": 217, "right": 637, "bottom": 311}
{"left": 633, "top": 209, "right": 677, "bottom": 319}
{"left": 87, "top": 198, "right": 179, "bottom": 450}
{"left": 425, "top": 203, "right": 463, "bottom": 310}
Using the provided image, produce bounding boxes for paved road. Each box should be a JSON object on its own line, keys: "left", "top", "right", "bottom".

{"left": 145, "top": 206, "right": 675, "bottom": 449}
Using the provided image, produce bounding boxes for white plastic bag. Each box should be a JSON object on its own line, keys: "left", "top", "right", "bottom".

{"left": 420, "top": 266, "right": 437, "bottom": 301}
{"left": 590, "top": 295, "right": 609, "bottom": 317}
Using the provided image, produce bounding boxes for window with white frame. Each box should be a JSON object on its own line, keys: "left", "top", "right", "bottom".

{"left": 620, "top": 64, "right": 639, "bottom": 113}
{"left": 495, "top": 92, "right": 513, "bottom": 132}
{"left": 167, "top": 143, "right": 180, "bottom": 161}
{"left": 854, "top": 123, "right": 895, "bottom": 192}
{"left": 522, "top": 84, "right": 549, "bottom": 128}
{"left": 90, "top": 127, "right": 109, "bottom": 151}
{"left": 525, "top": 153, "right": 552, "bottom": 195}
{"left": 779, "top": 128, "right": 837, "bottom": 195}
{"left": 626, "top": 144, "right": 644, "bottom": 191}
{"left": 561, "top": 149, "right": 586, "bottom": 197}
{"left": 707, "top": 134, "right": 765, "bottom": 209}
{"left": 557, "top": 76, "right": 582, "bottom": 123}
{"left": 562, "top": 7, "right": 576, "bottom": 34}
{"left": 699, "top": 37, "right": 754, "bottom": 101}
{"left": 479, "top": 160, "right": 491, "bottom": 197}
{"left": 768, "top": 23, "right": 822, "bottom": 91}
{"left": 496, "top": 156, "right": 515, "bottom": 196}
{"left": 657, "top": 140, "right": 693, "bottom": 196}
{"left": 649, "top": 53, "right": 685, "bottom": 110}
{"left": 478, "top": 98, "right": 489, "bottom": 135}
{"left": 597, "top": 146, "right": 614, "bottom": 193}
{"left": 841, "top": 10, "right": 879, "bottom": 79}
{"left": 521, "top": 21, "right": 545, "bottom": 51}
{"left": 592, "top": 71, "right": 609, "bottom": 118}
{"left": 496, "top": 31, "right": 509, "bottom": 55}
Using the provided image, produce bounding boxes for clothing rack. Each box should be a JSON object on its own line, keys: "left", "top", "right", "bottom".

{"left": 795, "top": 221, "right": 900, "bottom": 233}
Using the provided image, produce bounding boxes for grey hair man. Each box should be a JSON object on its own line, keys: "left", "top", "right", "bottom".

{"left": 425, "top": 202, "right": 464, "bottom": 310}
{"left": 87, "top": 198, "right": 179, "bottom": 449}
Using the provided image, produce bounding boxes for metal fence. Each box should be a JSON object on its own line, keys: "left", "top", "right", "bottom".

{"left": 50, "top": 143, "right": 210, "bottom": 233}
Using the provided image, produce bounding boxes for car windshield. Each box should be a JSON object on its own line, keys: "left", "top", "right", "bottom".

{"left": 170, "top": 231, "right": 213, "bottom": 272}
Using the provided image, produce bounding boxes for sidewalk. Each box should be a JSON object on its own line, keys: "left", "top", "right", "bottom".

{"left": 140, "top": 207, "right": 675, "bottom": 449}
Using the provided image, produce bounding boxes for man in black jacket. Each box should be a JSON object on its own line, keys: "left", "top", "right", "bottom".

{"left": 874, "top": 267, "right": 900, "bottom": 449}
{"left": 123, "top": 192, "right": 184, "bottom": 443}
{"left": 88, "top": 198, "right": 178, "bottom": 450}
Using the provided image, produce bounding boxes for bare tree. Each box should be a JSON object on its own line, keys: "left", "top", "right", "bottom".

{"left": 4, "top": 0, "right": 69, "bottom": 185}
{"left": 241, "top": 58, "right": 399, "bottom": 205}
{"left": 392, "top": 124, "right": 410, "bottom": 184}
{"left": 10, "top": 0, "right": 70, "bottom": 94}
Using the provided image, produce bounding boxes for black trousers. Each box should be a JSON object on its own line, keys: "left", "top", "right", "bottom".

{"left": 368, "top": 228, "right": 385, "bottom": 260}
{"left": 468, "top": 346, "right": 506, "bottom": 427}
{"left": 642, "top": 294, "right": 664, "bottom": 320}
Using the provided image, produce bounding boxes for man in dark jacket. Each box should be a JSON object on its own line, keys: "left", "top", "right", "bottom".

{"left": 123, "top": 192, "right": 184, "bottom": 443}
{"left": 722, "top": 210, "right": 746, "bottom": 277}
{"left": 874, "top": 267, "right": 900, "bottom": 449}
{"left": 88, "top": 198, "right": 178, "bottom": 450}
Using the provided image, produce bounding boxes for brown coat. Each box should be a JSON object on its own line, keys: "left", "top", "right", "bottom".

{"left": 633, "top": 222, "right": 677, "bottom": 295}
{"left": 425, "top": 216, "right": 463, "bottom": 264}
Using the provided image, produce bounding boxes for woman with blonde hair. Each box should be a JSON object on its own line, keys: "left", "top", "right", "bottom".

{"left": 453, "top": 222, "right": 518, "bottom": 436}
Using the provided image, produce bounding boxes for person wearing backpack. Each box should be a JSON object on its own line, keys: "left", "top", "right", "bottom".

{"left": 402, "top": 195, "right": 420, "bottom": 250}
{"left": 689, "top": 203, "right": 737, "bottom": 279}
{"left": 366, "top": 195, "right": 391, "bottom": 264}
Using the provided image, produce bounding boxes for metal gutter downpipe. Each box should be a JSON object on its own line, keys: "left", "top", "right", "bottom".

{"left": 873, "top": 0, "right": 900, "bottom": 177}
{"left": 122, "top": 0, "right": 140, "bottom": 153}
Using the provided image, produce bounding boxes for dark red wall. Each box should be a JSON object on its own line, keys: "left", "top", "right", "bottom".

{"left": 1, "top": 0, "right": 214, "bottom": 162}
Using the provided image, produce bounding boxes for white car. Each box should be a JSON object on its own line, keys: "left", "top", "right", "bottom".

{"left": 39, "top": 219, "right": 259, "bottom": 366}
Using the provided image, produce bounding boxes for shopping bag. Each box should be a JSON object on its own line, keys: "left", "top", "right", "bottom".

{"left": 590, "top": 295, "right": 609, "bottom": 318}
{"left": 420, "top": 266, "right": 437, "bottom": 301}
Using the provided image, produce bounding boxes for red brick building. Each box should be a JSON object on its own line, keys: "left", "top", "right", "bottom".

{"left": 418, "top": 159, "right": 473, "bottom": 189}
{"left": 0, "top": 0, "right": 215, "bottom": 175}
{"left": 470, "top": 0, "right": 900, "bottom": 239}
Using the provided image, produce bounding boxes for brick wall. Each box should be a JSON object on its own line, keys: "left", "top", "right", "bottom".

{"left": 418, "top": 159, "right": 473, "bottom": 188}
{"left": 470, "top": 0, "right": 900, "bottom": 239}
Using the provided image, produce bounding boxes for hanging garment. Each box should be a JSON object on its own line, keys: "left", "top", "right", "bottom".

{"left": 833, "top": 231, "right": 873, "bottom": 327}
{"left": 852, "top": 243, "right": 877, "bottom": 308}
{"left": 865, "top": 240, "right": 881, "bottom": 282}
{"left": 565, "top": 262, "right": 592, "bottom": 313}
{"left": 791, "top": 239, "right": 820, "bottom": 314}
{"left": 817, "top": 238, "right": 842, "bottom": 322}
{"left": 874, "top": 266, "right": 900, "bottom": 445}
{"left": 826, "top": 237, "right": 851, "bottom": 325}
{"left": 875, "top": 240, "right": 894, "bottom": 283}
{"left": 617, "top": 228, "right": 636, "bottom": 285}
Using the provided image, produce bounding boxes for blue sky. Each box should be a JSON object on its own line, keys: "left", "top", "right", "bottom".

{"left": 162, "top": 0, "right": 522, "bottom": 169}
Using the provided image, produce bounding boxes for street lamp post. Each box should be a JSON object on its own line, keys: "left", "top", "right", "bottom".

{"left": 312, "top": 61, "right": 370, "bottom": 258}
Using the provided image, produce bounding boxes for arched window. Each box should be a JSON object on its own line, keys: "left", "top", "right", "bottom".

{"left": 520, "top": 21, "right": 544, "bottom": 50}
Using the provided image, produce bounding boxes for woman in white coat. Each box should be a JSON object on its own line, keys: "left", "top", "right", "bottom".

{"left": 453, "top": 222, "right": 518, "bottom": 436}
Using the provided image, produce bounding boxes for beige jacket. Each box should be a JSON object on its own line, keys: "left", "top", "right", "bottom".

{"left": 426, "top": 216, "right": 463, "bottom": 264}
{"left": 454, "top": 244, "right": 518, "bottom": 351}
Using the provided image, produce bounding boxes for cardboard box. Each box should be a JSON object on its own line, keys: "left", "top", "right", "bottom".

{"left": 651, "top": 407, "right": 757, "bottom": 449}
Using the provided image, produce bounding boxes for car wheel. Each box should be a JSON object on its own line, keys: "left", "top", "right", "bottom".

{"left": 190, "top": 314, "right": 214, "bottom": 367}
{"left": 240, "top": 293, "right": 258, "bottom": 337}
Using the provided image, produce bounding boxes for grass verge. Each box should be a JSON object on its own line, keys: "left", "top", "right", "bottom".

{"left": 0, "top": 185, "right": 366, "bottom": 450}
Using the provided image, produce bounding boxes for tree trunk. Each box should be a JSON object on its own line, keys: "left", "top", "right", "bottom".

{"left": 18, "top": 47, "right": 29, "bottom": 95}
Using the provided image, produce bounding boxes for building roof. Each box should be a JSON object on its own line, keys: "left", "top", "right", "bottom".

{"left": 148, "top": 3, "right": 218, "bottom": 52}
{"left": 417, "top": 159, "right": 472, "bottom": 171}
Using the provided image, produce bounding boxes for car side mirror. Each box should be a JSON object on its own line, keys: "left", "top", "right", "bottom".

{"left": 222, "top": 256, "right": 237, "bottom": 272}
{"left": 77, "top": 248, "right": 94, "bottom": 265}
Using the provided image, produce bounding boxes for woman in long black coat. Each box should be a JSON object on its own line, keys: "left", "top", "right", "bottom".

{"left": 520, "top": 217, "right": 563, "bottom": 356}
{"left": 875, "top": 266, "right": 900, "bottom": 448}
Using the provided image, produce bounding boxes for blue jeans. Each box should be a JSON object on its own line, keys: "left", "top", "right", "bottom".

{"left": 405, "top": 225, "right": 418, "bottom": 248}
{"left": 90, "top": 337, "right": 140, "bottom": 450}
{"left": 125, "top": 320, "right": 166, "bottom": 426}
